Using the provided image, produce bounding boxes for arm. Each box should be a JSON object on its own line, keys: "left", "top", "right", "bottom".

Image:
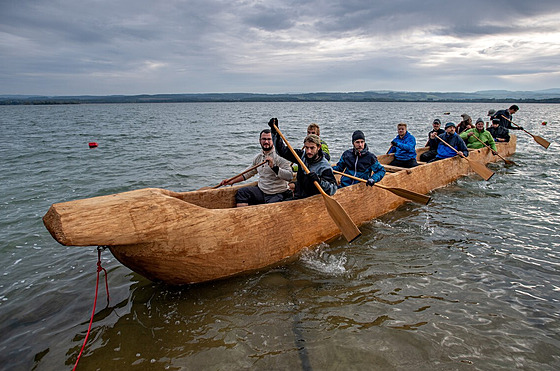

{"left": 272, "top": 155, "right": 295, "bottom": 181}
{"left": 272, "top": 132, "right": 301, "bottom": 163}
{"left": 332, "top": 155, "right": 346, "bottom": 172}
{"left": 318, "top": 168, "right": 337, "bottom": 195}
{"left": 456, "top": 136, "right": 469, "bottom": 157}
{"left": 368, "top": 161, "right": 386, "bottom": 184}
{"left": 321, "top": 141, "right": 330, "bottom": 161}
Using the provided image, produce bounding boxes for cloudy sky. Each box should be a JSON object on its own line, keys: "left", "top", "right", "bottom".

{"left": 2, "top": 0, "right": 560, "bottom": 95}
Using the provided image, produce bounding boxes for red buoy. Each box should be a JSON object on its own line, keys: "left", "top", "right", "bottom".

{"left": 88, "top": 142, "right": 98, "bottom": 148}
{"left": 542, "top": 121, "right": 547, "bottom": 126}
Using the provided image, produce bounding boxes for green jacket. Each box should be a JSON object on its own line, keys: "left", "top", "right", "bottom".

{"left": 460, "top": 128, "right": 497, "bottom": 151}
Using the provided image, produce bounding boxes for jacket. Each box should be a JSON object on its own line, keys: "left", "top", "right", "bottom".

{"left": 387, "top": 131, "right": 417, "bottom": 161}
{"left": 436, "top": 132, "right": 469, "bottom": 159}
{"left": 332, "top": 144, "right": 386, "bottom": 187}
{"left": 459, "top": 128, "right": 497, "bottom": 151}
{"left": 273, "top": 133, "right": 337, "bottom": 198}
{"left": 488, "top": 125, "right": 510, "bottom": 142}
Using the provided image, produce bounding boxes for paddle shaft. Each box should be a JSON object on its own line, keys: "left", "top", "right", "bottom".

{"left": 272, "top": 122, "right": 361, "bottom": 242}
{"left": 332, "top": 170, "right": 431, "bottom": 205}
{"left": 470, "top": 133, "right": 515, "bottom": 165}
{"left": 435, "top": 134, "right": 494, "bottom": 181}
{"left": 217, "top": 160, "right": 267, "bottom": 188}
{"left": 501, "top": 115, "right": 551, "bottom": 149}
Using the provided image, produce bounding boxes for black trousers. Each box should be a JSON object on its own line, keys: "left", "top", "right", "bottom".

{"left": 235, "top": 186, "right": 292, "bottom": 205}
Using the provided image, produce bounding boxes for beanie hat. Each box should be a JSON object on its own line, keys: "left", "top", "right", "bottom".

{"left": 476, "top": 118, "right": 484, "bottom": 124}
{"left": 352, "top": 130, "right": 365, "bottom": 142}
{"left": 487, "top": 109, "right": 496, "bottom": 116}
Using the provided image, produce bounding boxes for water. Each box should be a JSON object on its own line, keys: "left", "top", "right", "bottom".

{"left": 1, "top": 102, "right": 559, "bottom": 370}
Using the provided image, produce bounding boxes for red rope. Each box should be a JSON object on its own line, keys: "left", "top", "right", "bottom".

{"left": 72, "top": 247, "right": 110, "bottom": 371}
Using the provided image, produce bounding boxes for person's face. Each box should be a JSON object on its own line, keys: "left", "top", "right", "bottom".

{"left": 446, "top": 126, "right": 456, "bottom": 134}
{"left": 307, "top": 128, "right": 318, "bottom": 136}
{"left": 476, "top": 122, "right": 484, "bottom": 130}
{"left": 304, "top": 141, "right": 320, "bottom": 158}
{"left": 397, "top": 126, "right": 406, "bottom": 137}
{"left": 353, "top": 139, "right": 365, "bottom": 151}
{"left": 509, "top": 108, "right": 518, "bottom": 114}
{"left": 433, "top": 123, "right": 441, "bottom": 130}
{"left": 492, "top": 122, "right": 500, "bottom": 128}
{"left": 260, "top": 132, "right": 273, "bottom": 151}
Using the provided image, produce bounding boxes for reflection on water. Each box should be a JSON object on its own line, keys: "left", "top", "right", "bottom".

{"left": 0, "top": 102, "right": 559, "bottom": 370}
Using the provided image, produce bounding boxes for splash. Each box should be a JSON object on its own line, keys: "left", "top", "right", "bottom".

{"left": 299, "top": 244, "right": 347, "bottom": 275}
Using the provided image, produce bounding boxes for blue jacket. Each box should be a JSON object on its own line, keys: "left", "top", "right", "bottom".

{"left": 387, "top": 131, "right": 417, "bottom": 161}
{"left": 436, "top": 132, "right": 469, "bottom": 159}
{"left": 332, "top": 144, "right": 386, "bottom": 187}
{"left": 273, "top": 133, "right": 337, "bottom": 198}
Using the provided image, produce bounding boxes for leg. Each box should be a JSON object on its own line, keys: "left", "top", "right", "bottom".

{"left": 235, "top": 186, "right": 266, "bottom": 207}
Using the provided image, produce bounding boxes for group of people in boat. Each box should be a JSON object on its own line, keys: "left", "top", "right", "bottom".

{"left": 219, "top": 105, "right": 521, "bottom": 207}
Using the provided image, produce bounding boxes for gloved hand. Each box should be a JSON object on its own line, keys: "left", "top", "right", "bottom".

{"left": 307, "top": 171, "right": 320, "bottom": 183}
{"left": 391, "top": 141, "right": 397, "bottom": 147}
{"left": 518, "top": 126, "right": 524, "bottom": 130}
{"left": 366, "top": 178, "right": 375, "bottom": 187}
{"left": 268, "top": 118, "right": 278, "bottom": 133}
{"left": 491, "top": 150, "right": 498, "bottom": 156}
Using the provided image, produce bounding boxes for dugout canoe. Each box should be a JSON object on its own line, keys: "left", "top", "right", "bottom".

{"left": 43, "top": 137, "right": 516, "bottom": 285}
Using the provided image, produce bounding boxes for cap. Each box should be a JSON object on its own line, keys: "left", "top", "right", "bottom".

{"left": 445, "top": 122, "right": 456, "bottom": 128}
{"left": 433, "top": 118, "right": 441, "bottom": 125}
{"left": 487, "top": 109, "right": 496, "bottom": 116}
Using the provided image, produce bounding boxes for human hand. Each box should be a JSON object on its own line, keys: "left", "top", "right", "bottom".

{"left": 307, "top": 171, "right": 320, "bottom": 183}
{"left": 391, "top": 141, "right": 397, "bottom": 147}
{"left": 265, "top": 156, "right": 274, "bottom": 168}
{"left": 268, "top": 118, "right": 278, "bottom": 133}
{"left": 366, "top": 178, "right": 375, "bottom": 187}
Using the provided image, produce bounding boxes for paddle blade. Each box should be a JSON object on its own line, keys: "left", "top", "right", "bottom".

{"left": 533, "top": 135, "right": 551, "bottom": 149}
{"left": 321, "top": 193, "right": 361, "bottom": 242}
{"left": 467, "top": 159, "right": 494, "bottom": 181}
{"left": 377, "top": 185, "right": 431, "bottom": 205}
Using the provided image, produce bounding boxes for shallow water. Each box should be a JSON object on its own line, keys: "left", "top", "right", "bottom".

{"left": 1, "top": 102, "right": 559, "bottom": 370}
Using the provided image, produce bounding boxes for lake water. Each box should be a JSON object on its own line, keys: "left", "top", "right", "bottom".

{"left": 1, "top": 102, "right": 559, "bottom": 370}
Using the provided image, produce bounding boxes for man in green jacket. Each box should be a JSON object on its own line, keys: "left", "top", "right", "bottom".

{"left": 459, "top": 118, "right": 497, "bottom": 153}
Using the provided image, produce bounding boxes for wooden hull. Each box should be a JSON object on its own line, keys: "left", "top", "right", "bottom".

{"left": 43, "top": 137, "right": 516, "bottom": 284}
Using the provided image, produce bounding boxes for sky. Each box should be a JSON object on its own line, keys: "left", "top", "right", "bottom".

{"left": 2, "top": 0, "right": 560, "bottom": 96}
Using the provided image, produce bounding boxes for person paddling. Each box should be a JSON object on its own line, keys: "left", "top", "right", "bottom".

{"left": 387, "top": 122, "right": 418, "bottom": 168}
{"left": 460, "top": 118, "right": 497, "bottom": 153}
{"left": 332, "top": 130, "right": 385, "bottom": 188}
{"left": 220, "top": 129, "right": 293, "bottom": 206}
{"left": 270, "top": 119, "right": 337, "bottom": 198}
{"left": 420, "top": 118, "right": 445, "bottom": 162}
{"left": 428, "top": 122, "right": 469, "bottom": 162}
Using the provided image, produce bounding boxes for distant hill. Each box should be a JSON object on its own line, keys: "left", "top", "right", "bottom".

{"left": 1, "top": 90, "right": 560, "bottom": 105}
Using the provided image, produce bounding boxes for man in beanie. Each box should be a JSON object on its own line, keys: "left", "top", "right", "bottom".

{"left": 387, "top": 122, "right": 418, "bottom": 168}
{"left": 460, "top": 118, "right": 497, "bottom": 152}
{"left": 428, "top": 122, "right": 469, "bottom": 162}
{"left": 269, "top": 118, "right": 337, "bottom": 198}
{"left": 332, "top": 130, "right": 385, "bottom": 188}
{"left": 420, "top": 118, "right": 445, "bottom": 162}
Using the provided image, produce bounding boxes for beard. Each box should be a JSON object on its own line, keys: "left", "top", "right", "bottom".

{"left": 261, "top": 143, "right": 272, "bottom": 151}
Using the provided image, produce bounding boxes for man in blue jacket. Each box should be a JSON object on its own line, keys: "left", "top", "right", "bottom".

{"left": 387, "top": 123, "right": 418, "bottom": 168}
{"left": 428, "top": 122, "right": 469, "bottom": 162}
{"left": 332, "top": 130, "right": 385, "bottom": 188}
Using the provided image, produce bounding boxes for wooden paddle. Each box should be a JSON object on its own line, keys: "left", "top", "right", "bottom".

{"left": 501, "top": 115, "right": 551, "bottom": 149}
{"left": 272, "top": 122, "right": 361, "bottom": 242}
{"left": 470, "top": 133, "right": 517, "bottom": 165}
{"left": 198, "top": 160, "right": 267, "bottom": 190}
{"left": 332, "top": 170, "right": 431, "bottom": 205}
{"left": 435, "top": 135, "right": 495, "bottom": 181}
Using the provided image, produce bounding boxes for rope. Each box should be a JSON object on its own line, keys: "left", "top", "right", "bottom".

{"left": 72, "top": 246, "right": 110, "bottom": 371}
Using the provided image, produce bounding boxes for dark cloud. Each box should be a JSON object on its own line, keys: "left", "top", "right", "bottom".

{"left": 1, "top": 0, "right": 559, "bottom": 94}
